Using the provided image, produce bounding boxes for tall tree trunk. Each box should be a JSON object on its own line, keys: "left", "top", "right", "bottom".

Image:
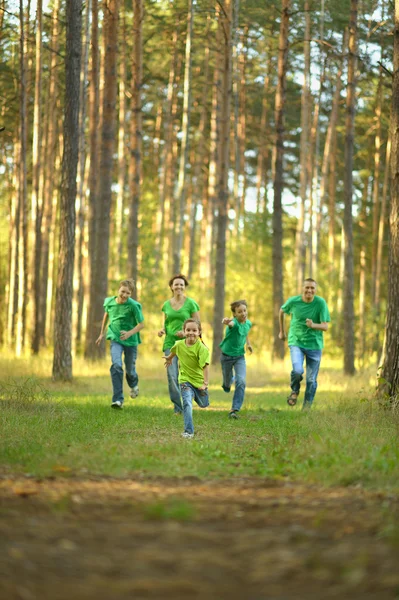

{"left": 375, "top": 136, "right": 391, "bottom": 307}
{"left": 358, "top": 174, "right": 370, "bottom": 366}
{"left": 31, "top": 0, "right": 43, "bottom": 354}
{"left": 84, "top": 0, "right": 100, "bottom": 357}
{"left": 327, "top": 126, "right": 338, "bottom": 302}
{"left": 52, "top": 0, "right": 82, "bottom": 380}
{"left": 272, "top": 0, "right": 290, "bottom": 360}
{"left": 40, "top": 0, "right": 61, "bottom": 347}
{"left": 87, "top": 0, "right": 118, "bottom": 359}
{"left": 343, "top": 0, "right": 357, "bottom": 375}
{"left": 7, "top": 140, "right": 20, "bottom": 347}
{"left": 189, "top": 22, "right": 210, "bottom": 279}
{"left": 200, "top": 6, "right": 221, "bottom": 284}
{"left": 16, "top": 0, "right": 29, "bottom": 356}
{"left": 255, "top": 48, "right": 272, "bottom": 214}
{"left": 154, "top": 11, "right": 181, "bottom": 273}
{"left": 114, "top": 11, "right": 127, "bottom": 280}
{"left": 173, "top": 0, "right": 194, "bottom": 273}
{"left": 317, "top": 30, "right": 346, "bottom": 271}
{"left": 378, "top": 1, "right": 399, "bottom": 401}
{"left": 371, "top": 67, "right": 383, "bottom": 307}
{"left": 295, "top": 0, "right": 310, "bottom": 289}
{"left": 211, "top": 0, "right": 232, "bottom": 365}
{"left": 74, "top": 0, "right": 91, "bottom": 353}
{"left": 128, "top": 0, "right": 142, "bottom": 293}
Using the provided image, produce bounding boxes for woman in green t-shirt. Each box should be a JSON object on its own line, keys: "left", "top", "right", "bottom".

{"left": 158, "top": 274, "right": 200, "bottom": 414}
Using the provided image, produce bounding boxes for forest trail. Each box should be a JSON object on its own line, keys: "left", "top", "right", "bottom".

{"left": 1, "top": 477, "right": 398, "bottom": 599}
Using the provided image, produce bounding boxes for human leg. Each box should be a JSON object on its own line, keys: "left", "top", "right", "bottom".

{"left": 193, "top": 386, "right": 210, "bottom": 408}
{"left": 302, "top": 349, "right": 322, "bottom": 409}
{"left": 180, "top": 382, "right": 195, "bottom": 435}
{"left": 164, "top": 348, "right": 183, "bottom": 414}
{"left": 289, "top": 346, "right": 305, "bottom": 403}
{"left": 110, "top": 341, "right": 124, "bottom": 405}
{"left": 231, "top": 356, "right": 246, "bottom": 412}
{"left": 124, "top": 345, "right": 139, "bottom": 394}
{"left": 220, "top": 353, "right": 234, "bottom": 393}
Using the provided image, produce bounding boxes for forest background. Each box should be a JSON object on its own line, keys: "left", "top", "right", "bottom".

{"left": 0, "top": 0, "right": 397, "bottom": 387}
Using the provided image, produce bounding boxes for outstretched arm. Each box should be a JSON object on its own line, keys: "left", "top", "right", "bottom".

{"left": 221, "top": 317, "right": 234, "bottom": 328}
{"left": 162, "top": 350, "right": 177, "bottom": 367}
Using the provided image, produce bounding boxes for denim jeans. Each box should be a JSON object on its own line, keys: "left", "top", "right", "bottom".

{"left": 164, "top": 348, "right": 183, "bottom": 414}
{"left": 110, "top": 341, "right": 139, "bottom": 405}
{"left": 180, "top": 382, "right": 209, "bottom": 435}
{"left": 289, "top": 346, "right": 322, "bottom": 408}
{"left": 220, "top": 353, "right": 246, "bottom": 412}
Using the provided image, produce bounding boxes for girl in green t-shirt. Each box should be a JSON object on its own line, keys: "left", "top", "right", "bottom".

{"left": 163, "top": 318, "right": 209, "bottom": 438}
{"left": 158, "top": 274, "right": 200, "bottom": 415}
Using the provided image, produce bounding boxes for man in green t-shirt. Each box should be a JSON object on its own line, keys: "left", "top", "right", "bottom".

{"left": 279, "top": 278, "right": 330, "bottom": 410}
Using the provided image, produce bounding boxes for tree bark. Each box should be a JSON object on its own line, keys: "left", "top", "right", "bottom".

{"left": 52, "top": 0, "right": 82, "bottom": 380}
{"left": 211, "top": 0, "right": 232, "bottom": 365}
{"left": 378, "top": 1, "right": 399, "bottom": 401}
{"left": 31, "top": 0, "right": 43, "bottom": 354}
{"left": 272, "top": 0, "right": 290, "bottom": 360}
{"left": 128, "top": 0, "right": 143, "bottom": 293}
{"left": 295, "top": 0, "right": 310, "bottom": 289}
{"left": 343, "top": 0, "right": 357, "bottom": 375}
{"left": 172, "top": 0, "right": 193, "bottom": 274}
{"left": 84, "top": 0, "right": 100, "bottom": 357}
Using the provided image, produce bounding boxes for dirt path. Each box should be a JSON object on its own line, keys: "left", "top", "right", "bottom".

{"left": 1, "top": 477, "right": 398, "bottom": 599}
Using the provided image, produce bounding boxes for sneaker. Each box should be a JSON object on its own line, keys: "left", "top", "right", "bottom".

{"left": 228, "top": 410, "right": 239, "bottom": 419}
{"left": 181, "top": 432, "right": 194, "bottom": 439}
{"left": 111, "top": 401, "right": 123, "bottom": 409}
{"left": 130, "top": 386, "right": 139, "bottom": 398}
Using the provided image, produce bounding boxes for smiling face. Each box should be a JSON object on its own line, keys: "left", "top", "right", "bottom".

{"left": 170, "top": 277, "right": 186, "bottom": 296}
{"left": 183, "top": 321, "right": 200, "bottom": 345}
{"left": 117, "top": 285, "right": 132, "bottom": 304}
{"left": 302, "top": 280, "right": 317, "bottom": 302}
{"left": 233, "top": 303, "right": 247, "bottom": 323}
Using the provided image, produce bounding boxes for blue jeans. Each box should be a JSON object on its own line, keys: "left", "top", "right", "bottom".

{"left": 220, "top": 353, "right": 246, "bottom": 412}
{"left": 164, "top": 348, "right": 183, "bottom": 414}
{"left": 289, "top": 346, "right": 322, "bottom": 408}
{"left": 180, "top": 382, "right": 209, "bottom": 435}
{"left": 110, "top": 341, "right": 139, "bottom": 405}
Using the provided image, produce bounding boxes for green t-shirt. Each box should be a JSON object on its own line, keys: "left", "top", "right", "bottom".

{"left": 104, "top": 296, "right": 144, "bottom": 347}
{"left": 161, "top": 297, "right": 200, "bottom": 350}
{"left": 281, "top": 295, "right": 330, "bottom": 350}
{"left": 219, "top": 318, "right": 252, "bottom": 357}
{"left": 171, "top": 339, "right": 210, "bottom": 388}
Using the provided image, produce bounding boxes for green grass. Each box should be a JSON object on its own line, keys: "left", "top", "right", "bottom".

{"left": 0, "top": 352, "right": 398, "bottom": 492}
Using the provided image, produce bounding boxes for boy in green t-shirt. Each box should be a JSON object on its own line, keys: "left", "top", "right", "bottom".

{"left": 219, "top": 300, "right": 253, "bottom": 419}
{"left": 279, "top": 278, "right": 330, "bottom": 410}
{"left": 96, "top": 279, "right": 145, "bottom": 409}
{"left": 163, "top": 319, "right": 209, "bottom": 438}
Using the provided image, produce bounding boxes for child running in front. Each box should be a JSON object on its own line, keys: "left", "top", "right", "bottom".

{"left": 96, "top": 279, "right": 145, "bottom": 409}
{"left": 220, "top": 300, "right": 253, "bottom": 419}
{"left": 163, "top": 318, "right": 209, "bottom": 438}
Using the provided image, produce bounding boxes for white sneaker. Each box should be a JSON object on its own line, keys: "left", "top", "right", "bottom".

{"left": 130, "top": 386, "right": 139, "bottom": 398}
{"left": 181, "top": 432, "right": 194, "bottom": 439}
{"left": 111, "top": 401, "right": 123, "bottom": 409}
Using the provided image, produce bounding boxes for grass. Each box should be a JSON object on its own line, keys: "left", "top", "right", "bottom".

{"left": 0, "top": 352, "right": 398, "bottom": 492}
